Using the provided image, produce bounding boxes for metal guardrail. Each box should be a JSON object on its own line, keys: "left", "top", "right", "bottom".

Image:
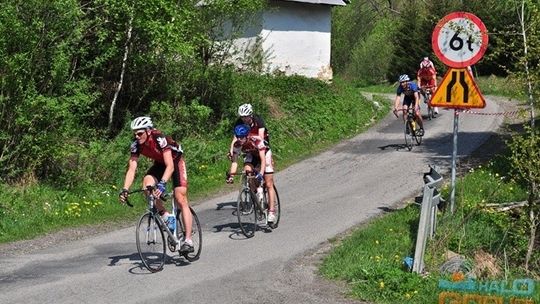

{"left": 412, "top": 165, "right": 444, "bottom": 274}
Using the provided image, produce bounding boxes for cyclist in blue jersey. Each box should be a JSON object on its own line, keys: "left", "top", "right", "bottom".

{"left": 393, "top": 74, "right": 424, "bottom": 135}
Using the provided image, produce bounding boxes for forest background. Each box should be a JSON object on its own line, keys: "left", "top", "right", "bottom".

{"left": 0, "top": 0, "right": 538, "bottom": 268}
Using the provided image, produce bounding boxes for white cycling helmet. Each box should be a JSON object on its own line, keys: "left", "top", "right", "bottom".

{"left": 130, "top": 116, "right": 153, "bottom": 130}
{"left": 420, "top": 57, "right": 433, "bottom": 68}
{"left": 398, "top": 74, "right": 410, "bottom": 82}
{"left": 238, "top": 103, "right": 253, "bottom": 116}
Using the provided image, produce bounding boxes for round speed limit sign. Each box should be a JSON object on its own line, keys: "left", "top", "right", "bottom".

{"left": 432, "top": 12, "right": 488, "bottom": 68}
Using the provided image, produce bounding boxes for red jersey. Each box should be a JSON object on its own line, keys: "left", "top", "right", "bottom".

{"left": 417, "top": 67, "right": 436, "bottom": 81}
{"left": 130, "top": 129, "right": 183, "bottom": 163}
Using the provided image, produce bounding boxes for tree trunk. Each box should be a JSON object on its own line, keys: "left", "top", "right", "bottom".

{"left": 109, "top": 13, "right": 134, "bottom": 131}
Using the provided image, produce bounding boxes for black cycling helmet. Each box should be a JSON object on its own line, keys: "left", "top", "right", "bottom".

{"left": 234, "top": 124, "right": 250, "bottom": 137}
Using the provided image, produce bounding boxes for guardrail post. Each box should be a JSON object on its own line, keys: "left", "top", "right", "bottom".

{"left": 412, "top": 165, "right": 444, "bottom": 274}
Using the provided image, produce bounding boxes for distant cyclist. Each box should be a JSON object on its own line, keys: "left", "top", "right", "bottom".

{"left": 393, "top": 74, "right": 424, "bottom": 135}
{"left": 416, "top": 57, "right": 439, "bottom": 115}
{"left": 230, "top": 103, "right": 269, "bottom": 154}
{"left": 226, "top": 124, "right": 277, "bottom": 224}
{"left": 118, "top": 116, "right": 194, "bottom": 253}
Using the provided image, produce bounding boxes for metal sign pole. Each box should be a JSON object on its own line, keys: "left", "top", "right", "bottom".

{"left": 450, "top": 109, "right": 459, "bottom": 214}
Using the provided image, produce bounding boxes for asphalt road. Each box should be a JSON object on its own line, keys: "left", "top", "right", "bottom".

{"left": 0, "top": 96, "right": 505, "bottom": 304}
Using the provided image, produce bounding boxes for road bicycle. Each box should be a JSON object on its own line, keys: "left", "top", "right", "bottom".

{"left": 125, "top": 186, "right": 202, "bottom": 272}
{"left": 234, "top": 171, "right": 281, "bottom": 238}
{"left": 395, "top": 107, "right": 423, "bottom": 151}
{"left": 421, "top": 86, "right": 436, "bottom": 120}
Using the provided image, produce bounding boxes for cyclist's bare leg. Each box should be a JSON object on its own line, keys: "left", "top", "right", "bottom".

{"left": 244, "top": 164, "right": 258, "bottom": 192}
{"left": 415, "top": 104, "right": 424, "bottom": 130}
{"left": 174, "top": 186, "right": 192, "bottom": 242}
{"left": 401, "top": 104, "right": 409, "bottom": 122}
{"left": 143, "top": 175, "right": 167, "bottom": 214}
{"left": 265, "top": 173, "right": 276, "bottom": 212}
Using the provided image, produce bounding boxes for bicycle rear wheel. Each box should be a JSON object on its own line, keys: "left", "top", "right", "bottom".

{"left": 237, "top": 188, "right": 257, "bottom": 238}
{"left": 267, "top": 185, "right": 281, "bottom": 229}
{"left": 404, "top": 122, "right": 414, "bottom": 151}
{"left": 136, "top": 212, "right": 166, "bottom": 272}
{"left": 177, "top": 207, "right": 202, "bottom": 262}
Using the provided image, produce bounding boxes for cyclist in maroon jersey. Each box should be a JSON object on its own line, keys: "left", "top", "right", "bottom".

{"left": 230, "top": 103, "right": 270, "bottom": 152}
{"left": 118, "top": 116, "right": 194, "bottom": 253}
{"left": 226, "top": 124, "right": 277, "bottom": 224}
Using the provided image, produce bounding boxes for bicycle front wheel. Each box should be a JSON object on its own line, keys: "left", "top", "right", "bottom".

{"left": 404, "top": 122, "right": 414, "bottom": 151}
{"left": 414, "top": 130, "right": 423, "bottom": 145}
{"left": 237, "top": 189, "right": 257, "bottom": 238}
{"left": 177, "top": 207, "right": 202, "bottom": 262}
{"left": 426, "top": 93, "right": 433, "bottom": 120}
{"left": 136, "top": 213, "right": 166, "bottom": 272}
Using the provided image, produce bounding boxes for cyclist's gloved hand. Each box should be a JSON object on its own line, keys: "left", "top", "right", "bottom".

{"left": 119, "top": 188, "right": 129, "bottom": 204}
{"left": 225, "top": 172, "right": 234, "bottom": 184}
{"left": 156, "top": 181, "right": 167, "bottom": 195}
{"left": 255, "top": 172, "right": 263, "bottom": 183}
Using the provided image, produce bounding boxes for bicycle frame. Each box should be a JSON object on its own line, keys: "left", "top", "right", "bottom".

{"left": 421, "top": 86, "right": 435, "bottom": 120}
{"left": 240, "top": 171, "right": 267, "bottom": 215}
{"left": 134, "top": 186, "right": 180, "bottom": 247}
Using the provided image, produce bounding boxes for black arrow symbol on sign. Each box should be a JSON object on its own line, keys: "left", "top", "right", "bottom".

{"left": 446, "top": 70, "right": 469, "bottom": 103}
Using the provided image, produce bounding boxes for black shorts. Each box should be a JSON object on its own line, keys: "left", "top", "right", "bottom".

{"left": 146, "top": 156, "right": 188, "bottom": 188}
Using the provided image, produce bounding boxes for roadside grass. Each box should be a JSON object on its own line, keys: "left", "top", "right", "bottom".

{"left": 320, "top": 156, "right": 539, "bottom": 303}
{"left": 320, "top": 205, "right": 439, "bottom": 303}
{"left": 320, "top": 131, "right": 540, "bottom": 303}
{"left": 0, "top": 75, "right": 390, "bottom": 244}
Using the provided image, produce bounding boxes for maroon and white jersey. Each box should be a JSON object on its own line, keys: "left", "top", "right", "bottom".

{"left": 130, "top": 129, "right": 183, "bottom": 163}
{"left": 232, "top": 135, "right": 267, "bottom": 156}
{"left": 234, "top": 114, "right": 270, "bottom": 143}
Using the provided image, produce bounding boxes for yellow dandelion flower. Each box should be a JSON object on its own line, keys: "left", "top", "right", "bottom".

{"left": 405, "top": 293, "right": 411, "bottom": 299}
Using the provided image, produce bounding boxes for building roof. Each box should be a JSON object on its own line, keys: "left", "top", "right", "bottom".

{"left": 279, "top": 0, "right": 349, "bottom": 5}
{"left": 198, "top": 0, "right": 349, "bottom": 6}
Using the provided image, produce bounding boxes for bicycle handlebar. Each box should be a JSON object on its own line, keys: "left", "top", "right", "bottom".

{"left": 123, "top": 186, "right": 169, "bottom": 208}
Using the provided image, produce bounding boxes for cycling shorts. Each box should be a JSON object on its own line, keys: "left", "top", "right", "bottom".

{"left": 243, "top": 149, "right": 274, "bottom": 174}
{"left": 146, "top": 156, "right": 188, "bottom": 188}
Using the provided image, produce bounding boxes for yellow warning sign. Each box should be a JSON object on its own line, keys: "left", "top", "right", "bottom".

{"left": 430, "top": 68, "right": 485, "bottom": 109}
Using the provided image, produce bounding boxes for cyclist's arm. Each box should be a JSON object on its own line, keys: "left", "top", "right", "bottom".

{"left": 229, "top": 136, "right": 237, "bottom": 156}
{"left": 229, "top": 158, "right": 239, "bottom": 176}
{"left": 393, "top": 94, "right": 401, "bottom": 111}
{"left": 258, "top": 149, "right": 266, "bottom": 177}
{"left": 414, "top": 91, "right": 421, "bottom": 110}
{"left": 122, "top": 155, "right": 138, "bottom": 190}
{"left": 161, "top": 149, "right": 174, "bottom": 184}
{"left": 257, "top": 127, "right": 265, "bottom": 140}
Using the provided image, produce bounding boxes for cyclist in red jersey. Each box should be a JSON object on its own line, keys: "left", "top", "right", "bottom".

{"left": 118, "top": 116, "right": 194, "bottom": 253}
{"left": 226, "top": 124, "right": 277, "bottom": 224}
{"left": 416, "top": 57, "right": 439, "bottom": 115}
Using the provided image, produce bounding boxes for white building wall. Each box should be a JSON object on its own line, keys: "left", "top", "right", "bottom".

{"left": 219, "top": 1, "right": 335, "bottom": 80}
{"left": 262, "top": 2, "right": 332, "bottom": 80}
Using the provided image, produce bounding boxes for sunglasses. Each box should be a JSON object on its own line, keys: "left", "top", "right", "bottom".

{"left": 134, "top": 131, "right": 146, "bottom": 137}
